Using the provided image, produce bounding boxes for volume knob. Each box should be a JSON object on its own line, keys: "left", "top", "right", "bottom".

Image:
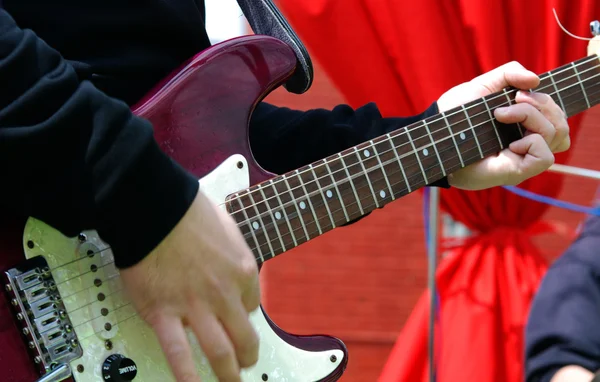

{"left": 102, "top": 354, "right": 138, "bottom": 381}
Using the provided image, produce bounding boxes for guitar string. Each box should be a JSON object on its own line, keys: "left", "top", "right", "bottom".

{"left": 44, "top": 89, "right": 597, "bottom": 341}
{"left": 69, "top": 81, "right": 600, "bottom": 339}
{"left": 37, "top": 121, "right": 489, "bottom": 300}
{"left": 57, "top": 266, "right": 120, "bottom": 301}
{"left": 46, "top": 76, "right": 597, "bottom": 316}
{"left": 30, "top": 243, "right": 114, "bottom": 275}
{"left": 233, "top": 71, "right": 600, "bottom": 237}
{"left": 55, "top": 84, "right": 598, "bottom": 328}
{"left": 60, "top": 275, "right": 122, "bottom": 318}
{"left": 65, "top": 131, "right": 528, "bottom": 341}
{"left": 30, "top": 56, "right": 600, "bottom": 276}
{"left": 228, "top": 63, "right": 600, "bottom": 223}
{"left": 46, "top": 127, "right": 500, "bottom": 298}
{"left": 242, "top": 85, "right": 600, "bottom": 255}
{"left": 216, "top": 56, "right": 600, "bottom": 216}
{"left": 31, "top": 63, "right": 600, "bottom": 280}
{"left": 217, "top": 59, "right": 600, "bottom": 220}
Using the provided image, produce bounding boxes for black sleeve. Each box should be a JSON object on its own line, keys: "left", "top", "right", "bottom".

{"left": 0, "top": 10, "right": 199, "bottom": 268}
{"left": 525, "top": 261, "right": 600, "bottom": 382}
{"left": 249, "top": 101, "right": 449, "bottom": 188}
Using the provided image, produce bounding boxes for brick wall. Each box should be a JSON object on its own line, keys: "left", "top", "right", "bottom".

{"left": 259, "top": 58, "right": 600, "bottom": 381}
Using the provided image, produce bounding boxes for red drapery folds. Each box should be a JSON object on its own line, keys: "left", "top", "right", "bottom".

{"left": 275, "top": 0, "right": 598, "bottom": 381}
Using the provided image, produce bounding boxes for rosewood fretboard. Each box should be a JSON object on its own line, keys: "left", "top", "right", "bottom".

{"left": 228, "top": 55, "right": 600, "bottom": 265}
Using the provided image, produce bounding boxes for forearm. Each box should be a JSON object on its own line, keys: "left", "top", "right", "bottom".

{"left": 0, "top": 10, "right": 198, "bottom": 267}
{"left": 249, "top": 101, "right": 448, "bottom": 188}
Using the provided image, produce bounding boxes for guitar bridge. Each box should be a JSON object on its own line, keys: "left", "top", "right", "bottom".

{"left": 5, "top": 256, "right": 82, "bottom": 373}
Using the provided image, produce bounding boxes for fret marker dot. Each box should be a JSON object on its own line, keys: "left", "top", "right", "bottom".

{"left": 380, "top": 190, "right": 386, "bottom": 198}
{"left": 363, "top": 150, "right": 371, "bottom": 157}
{"left": 299, "top": 201, "right": 307, "bottom": 210}
{"left": 326, "top": 190, "right": 333, "bottom": 198}
{"left": 252, "top": 222, "right": 260, "bottom": 230}
{"left": 275, "top": 211, "right": 282, "bottom": 220}
{"left": 422, "top": 148, "right": 429, "bottom": 156}
{"left": 460, "top": 132, "right": 466, "bottom": 140}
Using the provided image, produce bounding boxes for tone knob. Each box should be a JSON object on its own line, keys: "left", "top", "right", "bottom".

{"left": 102, "top": 354, "right": 138, "bottom": 381}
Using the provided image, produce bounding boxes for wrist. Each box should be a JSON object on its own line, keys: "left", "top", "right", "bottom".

{"left": 96, "top": 139, "right": 199, "bottom": 268}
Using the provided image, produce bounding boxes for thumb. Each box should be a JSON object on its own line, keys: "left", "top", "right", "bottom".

{"left": 472, "top": 61, "right": 540, "bottom": 93}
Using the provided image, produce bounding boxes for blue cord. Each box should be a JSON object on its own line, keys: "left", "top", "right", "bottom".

{"left": 502, "top": 186, "right": 600, "bottom": 216}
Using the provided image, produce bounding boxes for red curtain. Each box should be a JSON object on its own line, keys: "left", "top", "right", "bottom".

{"left": 275, "top": 0, "right": 599, "bottom": 381}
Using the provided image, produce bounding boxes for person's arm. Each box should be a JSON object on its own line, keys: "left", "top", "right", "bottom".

{"left": 249, "top": 101, "right": 449, "bottom": 187}
{"left": 0, "top": 10, "right": 198, "bottom": 267}
{"left": 525, "top": 259, "right": 600, "bottom": 382}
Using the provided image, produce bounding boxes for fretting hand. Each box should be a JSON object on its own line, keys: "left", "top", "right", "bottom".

{"left": 436, "top": 61, "right": 570, "bottom": 190}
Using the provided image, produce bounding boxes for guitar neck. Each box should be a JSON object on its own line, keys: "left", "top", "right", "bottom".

{"left": 229, "top": 54, "right": 600, "bottom": 265}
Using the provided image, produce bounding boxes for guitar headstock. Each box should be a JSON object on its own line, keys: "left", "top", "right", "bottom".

{"left": 588, "top": 20, "right": 600, "bottom": 56}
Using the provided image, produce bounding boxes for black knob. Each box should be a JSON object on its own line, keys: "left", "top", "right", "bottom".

{"left": 102, "top": 354, "right": 138, "bottom": 381}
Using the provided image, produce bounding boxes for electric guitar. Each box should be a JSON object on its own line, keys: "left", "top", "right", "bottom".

{"left": 1, "top": 34, "right": 600, "bottom": 382}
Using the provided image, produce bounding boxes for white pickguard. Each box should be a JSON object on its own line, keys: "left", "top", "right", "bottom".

{"left": 22, "top": 154, "right": 344, "bottom": 381}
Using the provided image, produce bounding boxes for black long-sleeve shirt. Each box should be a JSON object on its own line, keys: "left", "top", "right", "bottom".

{"left": 0, "top": 1, "right": 443, "bottom": 268}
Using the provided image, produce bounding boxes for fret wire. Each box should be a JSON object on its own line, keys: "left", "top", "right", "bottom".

{"left": 370, "top": 140, "right": 395, "bottom": 200}
{"left": 323, "top": 158, "right": 350, "bottom": 222}
{"left": 270, "top": 179, "right": 298, "bottom": 247}
{"left": 38, "top": 63, "right": 600, "bottom": 279}
{"left": 481, "top": 97, "right": 503, "bottom": 149}
{"left": 231, "top": 61, "right": 600, "bottom": 226}
{"left": 338, "top": 152, "right": 365, "bottom": 215}
{"left": 572, "top": 61, "right": 591, "bottom": 109}
{"left": 547, "top": 71, "right": 568, "bottom": 113}
{"left": 422, "top": 120, "right": 446, "bottom": 176}
{"left": 308, "top": 164, "right": 336, "bottom": 229}
{"left": 353, "top": 147, "right": 380, "bottom": 208}
{"left": 282, "top": 174, "right": 311, "bottom": 240}
{"left": 441, "top": 112, "right": 464, "bottom": 167}
{"left": 461, "top": 104, "right": 484, "bottom": 158}
{"left": 404, "top": 126, "right": 428, "bottom": 184}
{"left": 246, "top": 190, "right": 275, "bottom": 256}
{"left": 502, "top": 88, "right": 525, "bottom": 137}
{"left": 295, "top": 169, "right": 323, "bottom": 235}
{"left": 386, "top": 133, "right": 412, "bottom": 192}
{"left": 257, "top": 184, "right": 287, "bottom": 253}
{"left": 236, "top": 195, "right": 265, "bottom": 262}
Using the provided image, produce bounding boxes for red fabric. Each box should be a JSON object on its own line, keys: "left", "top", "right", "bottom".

{"left": 275, "top": 0, "right": 599, "bottom": 381}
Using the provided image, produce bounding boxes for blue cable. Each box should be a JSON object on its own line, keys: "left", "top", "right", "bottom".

{"left": 502, "top": 186, "right": 600, "bottom": 216}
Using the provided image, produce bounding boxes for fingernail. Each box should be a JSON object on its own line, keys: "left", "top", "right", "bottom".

{"left": 495, "top": 107, "right": 509, "bottom": 115}
{"left": 517, "top": 90, "right": 533, "bottom": 97}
